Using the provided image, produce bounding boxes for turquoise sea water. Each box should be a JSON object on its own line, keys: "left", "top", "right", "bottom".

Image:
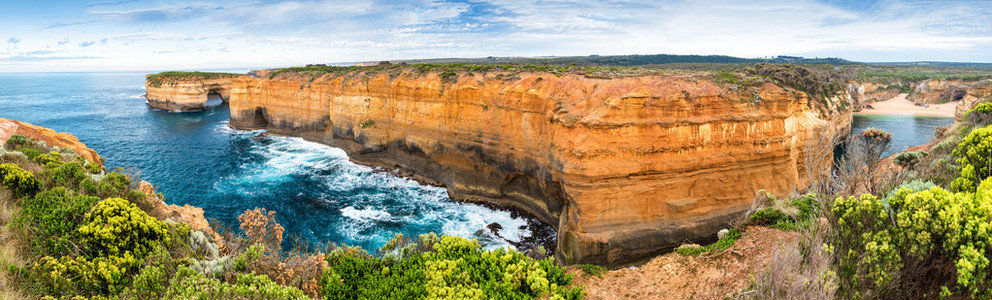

{"left": 851, "top": 114, "right": 955, "bottom": 157}
{"left": 0, "top": 72, "right": 544, "bottom": 251}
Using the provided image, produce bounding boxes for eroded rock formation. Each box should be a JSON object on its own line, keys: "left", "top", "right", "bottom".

{"left": 909, "top": 80, "right": 976, "bottom": 106}
{"left": 0, "top": 118, "right": 102, "bottom": 165}
{"left": 145, "top": 77, "right": 233, "bottom": 111}
{"left": 955, "top": 81, "right": 992, "bottom": 121}
{"left": 147, "top": 69, "right": 849, "bottom": 266}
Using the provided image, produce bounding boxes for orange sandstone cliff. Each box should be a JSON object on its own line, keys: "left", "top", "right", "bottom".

{"left": 145, "top": 77, "right": 233, "bottom": 111}
{"left": 0, "top": 118, "right": 102, "bottom": 166}
{"left": 146, "top": 69, "right": 849, "bottom": 266}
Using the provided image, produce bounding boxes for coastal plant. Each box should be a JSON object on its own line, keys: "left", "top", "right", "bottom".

{"left": 11, "top": 187, "right": 99, "bottom": 256}
{"left": 320, "top": 235, "right": 581, "bottom": 299}
{"left": 676, "top": 229, "right": 741, "bottom": 256}
{"left": 38, "top": 161, "right": 89, "bottom": 190}
{"left": 0, "top": 163, "right": 39, "bottom": 197}
{"left": 578, "top": 264, "right": 607, "bottom": 278}
{"left": 951, "top": 125, "right": 992, "bottom": 192}
{"left": 165, "top": 266, "right": 309, "bottom": 299}
{"left": 832, "top": 178, "right": 992, "bottom": 298}
{"left": 894, "top": 151, "right": 925, "bottom": 169}
{"left": 238, "top": 208, "right": 285, "bottom": 252}
{"left": 965, "top": 102, "right": 992, "bottom": 125}
{"left": 30, "top": 253, "right": 140, "bottom": 295}
{"left": 3, "top": 134, "right": 31, "bottom": 150}
{"left": 77, "top": 197, "right": 172, "bottom": 257}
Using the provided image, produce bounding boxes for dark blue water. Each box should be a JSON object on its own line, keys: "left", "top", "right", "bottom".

{"left": 851, "top": 114, "right": 954, "bottom": 157}
{"left": 0, "top": 72, "right": 537, "bottom": 251}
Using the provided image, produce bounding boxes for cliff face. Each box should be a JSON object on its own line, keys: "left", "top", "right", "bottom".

{"left": 955, "top": 81, "right": 992, "bottom": 121}
{"left": 145, "top": 78, "right": 233, "bottom": 111}
{"left": 0, "top": 118, "right": 102, "bottom": 165}
{"left": 908, "top": 80, "right": 975, "bottom": 105}
{"left": 151, "top": 70, "right": 846, "bottom": 266}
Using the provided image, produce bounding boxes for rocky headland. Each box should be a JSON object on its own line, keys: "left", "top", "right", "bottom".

{"left": 146, "top": 65, "right": 854, "bottom": 266}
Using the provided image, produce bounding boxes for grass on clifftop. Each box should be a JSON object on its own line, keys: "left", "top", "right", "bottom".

{"left": 146, "top": 71, "right": 242, "bottom": 87}
{"left": 266, "top": 63, "right": 679, "bottom": 81}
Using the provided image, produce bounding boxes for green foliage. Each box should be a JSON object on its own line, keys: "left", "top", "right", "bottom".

{"left": 33, "top": 151, "right": 65, "bottom": 166}
{"left": 165, "top": 266, "right": 308, "bottom": 299}
{"left": 4, "top": 134, "right": 31, "bottom": 150}
{"left": 12, "top": 187, "right": 99, "bottom": 255}
{"left": 894, "top": 151, "right": 925, "bottom": 169}
{"left": 31, "top": 253, "right": 140, "bottom": 295}
{"left": 146, "top": 71, "right": 241, "bottom": 87}
{"left": 833, "top": 178, "right": 992, "bottom": 298}
{"left": 749, "top": 208, "right": 788, "bottom": 226}
{"left": 17, "top": 147, "right": 42, "bottom": 160}
{"left": 359, "top": 119, "right": 376, "bottom": 129}
{"left": 966, "top": 102, "right": 992, "bottom": 118}
{"left": 85, "top": 162, "right": 101, "bottom": 174}
{"left": 77, "top": 197, "right": 171, "bottom": 257}
{"left": 131, "top": 265, "right": 168, "bottom": 299}
{"left": 676, "top": 229, "right": 741, "bottom": 256}
{"left": 321, "top": 235, "right": 581, "bottom": 299}
{"left": 579, "top": 264, "right": 607, "bottom": 278}
{"left": 39, "top": 161, "right": 90, "bottom": 190}
{"left": 0, "top": 162, "right": 40, "bottom": 197}
{"left": 951, "top": 125, "right": 992, "bottom": 192}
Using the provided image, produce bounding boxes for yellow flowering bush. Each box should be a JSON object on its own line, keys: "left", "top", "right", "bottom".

{"left": 0, "top": 162, "right": 39, "bottom": 197}
{"left": 77, "top": 197, "right": 171, "bottom": 257}
{"left": 952, "top": 125, "right": 992, "bottom": 192}
{"left": 834, "top": 177, "right": 992, "bottom": 298}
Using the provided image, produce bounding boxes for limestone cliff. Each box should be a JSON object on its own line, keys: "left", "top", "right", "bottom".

{"left": 148, "top": 69, "right": 848, "bottom": 266}
{"left": 145, "top": 75, "right": 234, "bottom": 111}
{"left": 908, "top": 79, "right": 976, "bottom": 105}
{"left": 955, "top": 81, "right": 992, "bottom": 121}
{"left": 0, "top": 118, "right": 102, "bottom": 165}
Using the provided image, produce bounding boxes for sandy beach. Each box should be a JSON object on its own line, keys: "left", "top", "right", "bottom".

{"left": 857, "top": 93, "right": 957, "bottom": 117}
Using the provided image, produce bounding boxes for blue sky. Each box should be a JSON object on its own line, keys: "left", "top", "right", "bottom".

{"left": 2, "top": 0, "right": 991, "bottom": 72}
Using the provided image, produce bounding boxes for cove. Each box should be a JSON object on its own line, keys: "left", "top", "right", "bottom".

{"left": 0, "top": 72, "right": 548, "bottom": 252}
{"left": 850, "top": 114, "right": 955, "bottom": 157}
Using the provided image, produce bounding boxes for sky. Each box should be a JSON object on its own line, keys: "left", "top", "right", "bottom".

{"left": 1, "top": 0, "right": 991, "bottom": 72}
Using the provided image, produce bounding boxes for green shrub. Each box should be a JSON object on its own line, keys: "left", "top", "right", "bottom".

{"left": 33, "top": 151, "right": 64, "bottom": 166}
{"left": 12, "top": 187, "right": 99, "bottom": 255}
{"left": 749, "top": 208, "right": 788, "bottom": 226}
{"left": 579, "top": 264, "right": 607, "bottom": 277}
{"left": 0, "top": 162, "right": 39, "bottom": 197}
{"left": 676, "top": 229, "right": 741, "bottom": 256}
{"left": 321, "top": 235, "right": 581, "bottom": 299}
{"left": 31, "top": 253, "right": 140, "bottom": 295}
{"left": 894, "top": 151, "right": 924, "bottom": 169}
{"left": 4, "top": 134, "right": 31, "bottom": 150}
{"left": 85, "top": 162, "right": 102, "bottom": 174}
{"left": 16, "top": 147, "right": 42, "bottom": 160}
{"left": 39, "top": 161, "right": 90, "bottom": 190}
{"left": 951, "top": 125, "right": 992, "bottom": 192}
{"left": 131, "top": 265, "right": 168, "bottom": 299}
{"left": 833, "top": 177, "right": 992, "bottom": 298}
{"left": 77, "top": 197, "right": 171, "bottom": 257}
{"left": 165, "top": 266, "right": 308, "bottom": 299}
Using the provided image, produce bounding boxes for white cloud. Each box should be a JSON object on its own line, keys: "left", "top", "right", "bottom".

{"left": 2, "top": 0, "right": 992, "bottom": 72}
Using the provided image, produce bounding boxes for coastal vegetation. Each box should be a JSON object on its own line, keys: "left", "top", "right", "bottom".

{"left": 0, "top": 134, "right": 581, "bottom": 299}
{"left": 145, "top": 71, "right": 241, "bottom": 87}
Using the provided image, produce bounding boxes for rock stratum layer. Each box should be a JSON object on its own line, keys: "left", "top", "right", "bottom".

{"left": 147, "top": 70, "right": 847, "bottom": 266}
{"left": 0, "top": 118, "right": 102, "bottom": 166}
{"left": 145, "top": 77, "right": 233, "bottom": 111}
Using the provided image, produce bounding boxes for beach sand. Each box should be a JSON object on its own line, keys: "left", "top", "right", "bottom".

{"left": 858, "top": 93, "right": 957, "bottom": 117}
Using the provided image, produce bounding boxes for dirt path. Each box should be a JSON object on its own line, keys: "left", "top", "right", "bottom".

{"left": 858, "top": 93, "right": 956, "bottom": 117}
{"left": 569, "top": 226, "right": 798, "bottom": 300}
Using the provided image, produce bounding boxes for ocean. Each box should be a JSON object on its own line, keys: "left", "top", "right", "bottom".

{"left": 0, "top": 72, "right": 539, "bottom": 251}
{"left": 850, "top": 114, "right": 955, "bottom": 157}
